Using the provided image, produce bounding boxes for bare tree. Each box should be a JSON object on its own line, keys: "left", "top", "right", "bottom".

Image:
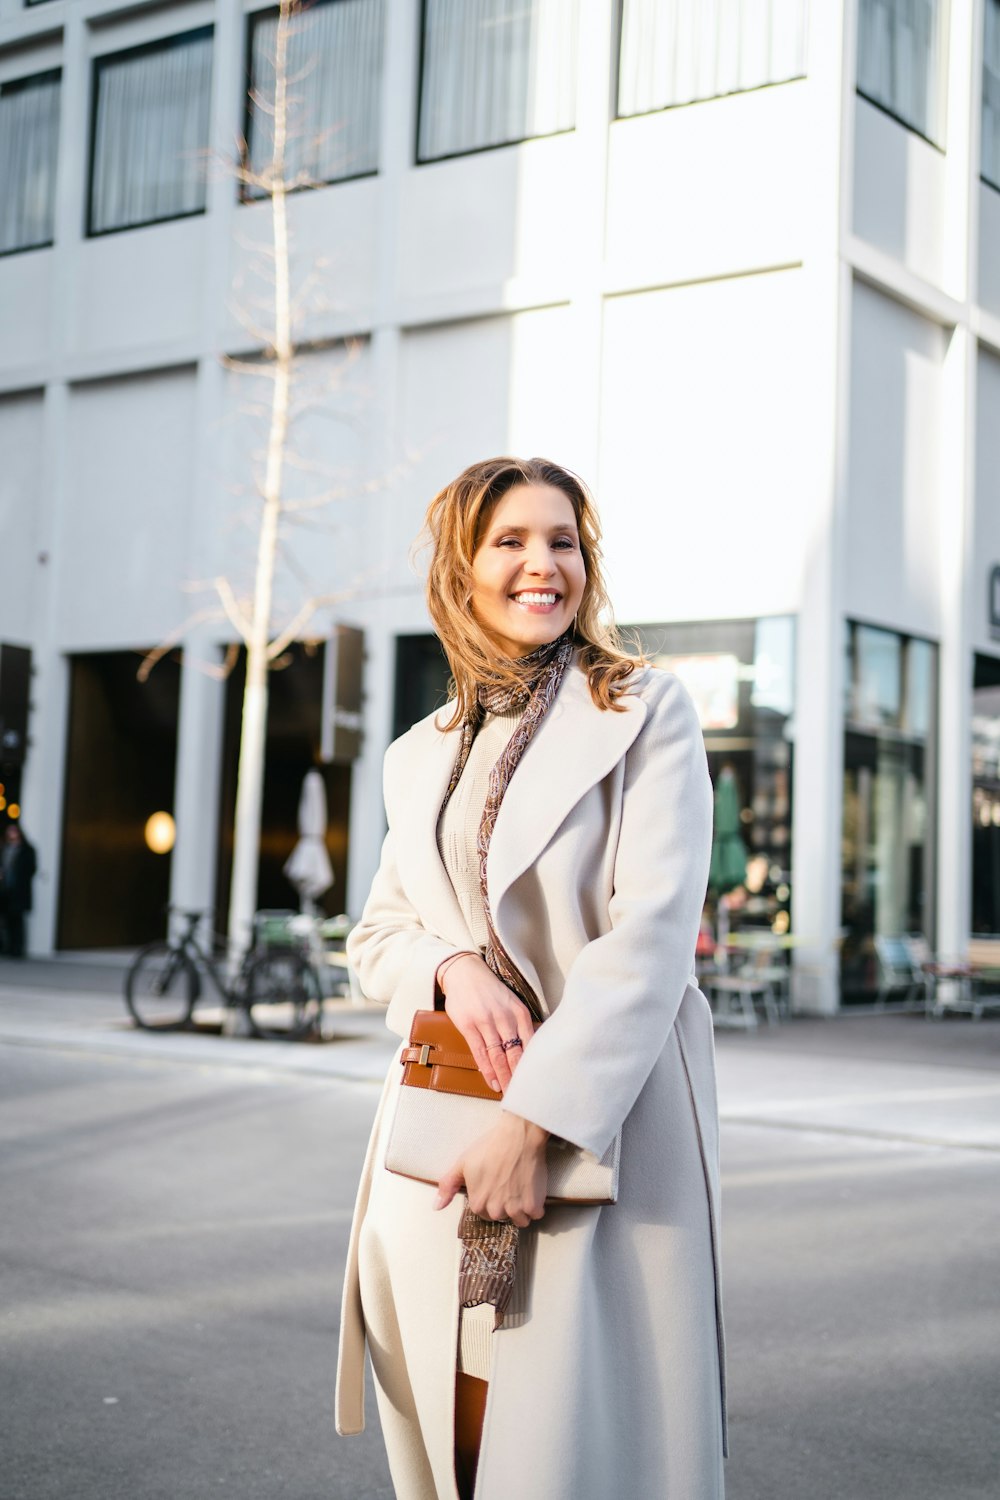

{"left": 141, "top": 0, "right": 377, "bottom": 966}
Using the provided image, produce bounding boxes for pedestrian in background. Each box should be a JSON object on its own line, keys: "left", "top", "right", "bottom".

{"left": 0, "top": 823, "right": 37, "bottom": 958}
{"left": 337, "top": 457, "right": 726, "bottom": 1499}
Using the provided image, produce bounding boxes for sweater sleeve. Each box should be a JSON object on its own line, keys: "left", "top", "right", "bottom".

{"left": 499, "top": 674, "right": 713, "bottom": 1158}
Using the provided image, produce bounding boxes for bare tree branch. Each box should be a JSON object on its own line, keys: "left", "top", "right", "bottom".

{"left": 213, "top": 576, "right": 254, "bottom": 642}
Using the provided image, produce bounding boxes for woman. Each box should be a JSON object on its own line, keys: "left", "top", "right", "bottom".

{"left": 337, "top": 457, "right": 726, "bottom": 1500}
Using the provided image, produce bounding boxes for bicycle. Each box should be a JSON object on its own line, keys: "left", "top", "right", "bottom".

{"left": 124, "top": 907, "right": 324, "bottom": 1040}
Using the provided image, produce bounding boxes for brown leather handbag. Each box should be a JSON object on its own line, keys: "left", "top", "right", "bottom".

{"left": 384, "top": 1009, "right": 619, "bottom": 1205}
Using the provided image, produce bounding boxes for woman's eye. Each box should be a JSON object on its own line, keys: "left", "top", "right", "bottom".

{"left": 552, "top": 537, "right": 576, "bottom": 550}
{"left": 497, "top": 537, "right": 522, "bottom": 548}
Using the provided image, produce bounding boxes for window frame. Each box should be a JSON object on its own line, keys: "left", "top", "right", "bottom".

{"left": 0, "top": 66, "right": 61, "bottom": 259}
{"left": 982, "top": 0, "right": 1000, "bottom": 191}
{"left": 239, "top": 0, "right": 383, "bottom": 204}
{"left": 854, "top": 0, "right": 949, "bottom": 152}
{"left": 85, "top": 25, "right": 214, "bottom": 240}
{"left": 415, "top": 0, "right": 578, "bottom": 167}
{"left": 612, "top": 0, "right": 809, "bottom": 122}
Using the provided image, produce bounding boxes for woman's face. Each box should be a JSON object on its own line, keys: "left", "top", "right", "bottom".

{"left": 470, "top": 483, "right": 586, "bottom": 659}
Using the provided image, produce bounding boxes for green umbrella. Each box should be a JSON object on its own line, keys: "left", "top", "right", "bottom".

{"left": 709, "top": 770, "right": 748, "bottom": 895}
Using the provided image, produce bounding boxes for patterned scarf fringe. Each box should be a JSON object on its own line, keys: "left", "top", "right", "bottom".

{"left": 442, "top": 631, "right": 575, "bottom": 1328}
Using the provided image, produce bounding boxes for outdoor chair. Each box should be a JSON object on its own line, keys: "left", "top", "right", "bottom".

{"left": 873, "top": 935, "right": 931, "bottom": 1010}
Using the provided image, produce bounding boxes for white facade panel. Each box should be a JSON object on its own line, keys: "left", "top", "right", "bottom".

{"left": 0, "top": 391, "right": 45, "bottom": 641}
{"left": 225, "top": 179, "right": 381, "bottom": 347}
{"left": 55, "top": 366, "right": 198, "bottom": 647}
{"left": 598, "top": 269, "right": 812, "bottom": 622}
{"left": 217, "top": 341, "right": 372, "bottom": 625}
{"left": 605, "top": 81, "right": 809, "bottom": 285}
{"left": 396, "top": 135, "right": 580, "bottom": 306}
{"left": 844, "top": 278, "right": 946, "bottom": 636}
{"left": 72, "top": 220, "right": 207, "bottom": 357}
{"left": 852, "top": 96, "right": 946, "bottom": 287}
{"left": 1, "top": 252, "right": 55, "bottom": 376}
{"left": 974, "top": 346, "right": 1000, "bottom": 656}
{"left": 395, "top": 306, "right": 581, "bottom": 585}
{"left": 978, "top": 181, "right": 1000, "bottom": 315}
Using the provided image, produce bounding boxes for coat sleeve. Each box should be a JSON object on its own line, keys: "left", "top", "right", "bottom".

{"left": 346, "top": 824, "right": 470, "bottom": 1041}
{"left": 500, "top": 674, "right": 713, "bottom": 1159}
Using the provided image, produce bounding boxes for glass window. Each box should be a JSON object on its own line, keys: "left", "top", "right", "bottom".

{"left": 630, "top": 617, "right": 795, "bottom": 940}
{"left": 417, "top": 0, "right": 578, "bottom": 163}
{"left": 88, "top": 29, "right": 213, "bottom": 236}
{"left": 617, "top": 0, "right": 808, "bottom": 118}
{"left": 983, "top": 0, "right": 1000, "bottom": 190}
{"left": 841, "top": 621, "right": 938, "bottom": 999}
{"left": 972, "top": 654, "right": 1000, "bottom": 936}
{"left": 851, "top": 624, "right": 903, "bottom": 729}
{"left": 244, "top": 0, "right": 385, "bottom": 195}
{"left": 856, "top": 0, "right": 944, "bottom": 144}
{"left": 0, "top": 70, "right": 60, "bottom": 255}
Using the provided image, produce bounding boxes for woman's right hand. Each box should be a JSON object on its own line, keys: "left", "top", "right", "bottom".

{"left": 438, "top": 954, "right": 535, "bottom": 1094}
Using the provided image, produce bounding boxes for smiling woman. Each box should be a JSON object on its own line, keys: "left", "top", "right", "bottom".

{"left": 337, "top": 456, "right": 726, "bottom": 1500}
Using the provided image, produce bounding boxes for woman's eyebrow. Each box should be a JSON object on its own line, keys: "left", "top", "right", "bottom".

{"left": 487, "top": 524, "right": 576, "bottom": 536}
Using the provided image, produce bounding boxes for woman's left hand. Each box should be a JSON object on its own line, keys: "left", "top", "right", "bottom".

{"left": 434, "top": 1112, "right": 549, "bottom": 1228}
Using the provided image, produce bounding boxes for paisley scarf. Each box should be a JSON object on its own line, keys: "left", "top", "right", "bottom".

{"left": 440, "top": 630, "right": 574, "bottom": 1327}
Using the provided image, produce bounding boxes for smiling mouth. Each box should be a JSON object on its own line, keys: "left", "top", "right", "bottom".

{"left": 510, "top": 591, "right": 561, "bottom": 607}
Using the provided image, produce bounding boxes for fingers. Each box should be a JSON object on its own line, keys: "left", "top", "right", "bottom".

{"left": 506, "top": 1014, "right": 534, "bottom": 1078}
{"left": 434, "top": 1163, "right": 465, "bottom": 1211}
{"left": 467, "top": 1032, "right": 502, "bottom": 1093}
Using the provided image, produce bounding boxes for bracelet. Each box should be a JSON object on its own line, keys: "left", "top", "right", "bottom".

{"left": 435, "top": 949, "right": 479, "bottom": 992}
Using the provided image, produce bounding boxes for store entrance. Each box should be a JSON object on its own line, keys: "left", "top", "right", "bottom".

{"left": 57, "top": 651, "right": 181, "bottom": 949}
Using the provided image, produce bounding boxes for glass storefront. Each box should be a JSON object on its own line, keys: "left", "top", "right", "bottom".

{"left": 972, "top": 653, "right": 1000, "bottom": 936}
{"left": 840, "top": 622, "right": 938, "bottom": 998}
{"left": 630, "top": 617, "right": 796, "bottom": 940}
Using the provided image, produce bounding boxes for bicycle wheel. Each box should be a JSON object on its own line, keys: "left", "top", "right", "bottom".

{"left": 244, "top": 950, "right": 323, "bottom": 1040}
{"left": 125, "top": 943, "right": 198, "bottom": 1030}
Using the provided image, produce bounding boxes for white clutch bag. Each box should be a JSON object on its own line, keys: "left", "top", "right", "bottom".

{"left": 384, "top": 1009, "right": 620, "bottom": 1205}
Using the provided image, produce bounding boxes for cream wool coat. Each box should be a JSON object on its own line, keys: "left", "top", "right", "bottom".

{"left": 336, "top": 660, "right": 727, "bottom": 1500}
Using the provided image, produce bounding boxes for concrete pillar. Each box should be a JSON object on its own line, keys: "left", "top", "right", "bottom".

{"left": 788, "top": 0, "right": 854, "bottom": 1013}
{"left": 169, "top": 632, "right": 226, "bottom": 936}
{"left": 936, "top": 1, "right": 981, "bottom": 958}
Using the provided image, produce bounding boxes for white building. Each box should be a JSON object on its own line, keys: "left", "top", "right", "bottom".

{"left": 1, "top": 0, "right": 999, "bottom": 1010}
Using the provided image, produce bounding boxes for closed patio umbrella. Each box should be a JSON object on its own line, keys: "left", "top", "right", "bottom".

{"left": 709, "top": 766, "right": 748, "bottom": 895}
{"left": 283, "top": 768, "right": 334, "bottom": 911}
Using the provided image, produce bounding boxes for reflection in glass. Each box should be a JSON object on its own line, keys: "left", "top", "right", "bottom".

{"left": 841, "top": 622, "right": 937, "bottom": 998}
{"left": 972, "top": 655, "right": 1000, "bottom": 935}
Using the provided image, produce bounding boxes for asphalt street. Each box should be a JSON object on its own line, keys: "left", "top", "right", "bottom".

{"left": 2, "top": 962, "right": 999, "bottom": 1500}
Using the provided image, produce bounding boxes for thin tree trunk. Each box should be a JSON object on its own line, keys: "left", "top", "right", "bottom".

{"left": 227, "top": 0, "right": 294, "bottom": 967}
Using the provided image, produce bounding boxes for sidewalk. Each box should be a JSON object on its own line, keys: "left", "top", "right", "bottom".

{"left": 2, "top": 956, "right": 999, "bottom": 1151}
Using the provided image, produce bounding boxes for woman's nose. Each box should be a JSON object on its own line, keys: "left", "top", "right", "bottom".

{"left": 522, "top": 547, "right": 555, "bottom": 577}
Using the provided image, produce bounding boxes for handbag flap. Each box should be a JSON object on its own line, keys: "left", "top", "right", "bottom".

{"left": 401, "top": 1009, "right": 499, "bottom": 1102}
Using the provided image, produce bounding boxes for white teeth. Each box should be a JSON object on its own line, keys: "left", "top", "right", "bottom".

{"left": 513, "top": 592, "right": 558, "bottom": 606}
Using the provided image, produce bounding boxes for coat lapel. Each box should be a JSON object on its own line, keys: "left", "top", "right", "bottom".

{"left": 389, "top": 665, "right": 649, "bottom": 967}
{"left": 487, "top": 664, "right": 648, "bottom": 919}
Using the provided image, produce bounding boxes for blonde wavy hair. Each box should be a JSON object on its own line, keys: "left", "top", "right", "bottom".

{"left": 422, "top": 456, "right": 642, "bottom": 728}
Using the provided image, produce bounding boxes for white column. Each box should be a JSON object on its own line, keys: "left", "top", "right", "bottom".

{"left": 789, "top": 0, "right": 854, "bottom": 1013}
{"left": 164, "top": 0, "right": 243, "bottom": 938}
{"left": 19, "top": 389, "right": 70, "bottom": 955}
{"left": 169, "top": 631, "right": 226, "bottom": 934}
{"left": 20, "top": 13, "right": 89, "bottom": 953}
{"left": 561, "top": 0, "right": 614, "bottom": 484}
{"left": 935, "top": 1, "right": 981, "bottom": 958}
{"left": 344, "top": 0, "right": 422, "bottom": 913}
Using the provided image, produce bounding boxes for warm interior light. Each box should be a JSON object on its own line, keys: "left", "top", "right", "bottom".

{"left": 144, "top": 811, "right": 175, "bottom": 854}
{"left": 7, "top": 803, "right": 19, "bottom": 820}
{"left": 0, "top": 797, "right": 6, "bottom": 813}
